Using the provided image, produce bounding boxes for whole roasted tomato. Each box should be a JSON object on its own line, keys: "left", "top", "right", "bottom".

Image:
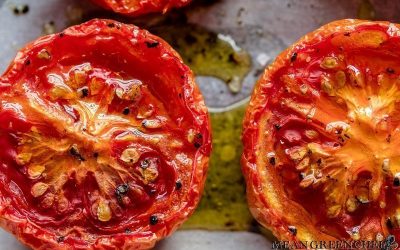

{"left": 91, "top": 0, "right": 191, "bottom": 17}
{"left": 242, "top": 19, "right": 400, "bottom": 243}
{"left": 0, "top": 19, "right": 211, "bottom": 249}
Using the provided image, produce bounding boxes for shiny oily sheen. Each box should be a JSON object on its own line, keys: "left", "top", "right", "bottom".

{"left": 0, "top": 19, "right": 211, "bottom": 249}
{"left": 242, "top": 19, "right": 400, "bottom": 243}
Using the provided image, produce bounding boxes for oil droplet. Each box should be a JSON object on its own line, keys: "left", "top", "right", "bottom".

{"left": 183, "top": 104, "right": 253, "bottom": 230}
{"left": 151, "top": 24, "right": 251, "bottom": 94}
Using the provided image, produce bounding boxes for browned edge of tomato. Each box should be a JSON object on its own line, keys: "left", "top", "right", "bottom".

{"left": 0, "top": 19, "right": 211, "bottom": 249}
{"left": 242, "top": 19, "right": 400, "bottom": 243}
{"left": 90, "top": 0, "right": 192, "bottom": 17}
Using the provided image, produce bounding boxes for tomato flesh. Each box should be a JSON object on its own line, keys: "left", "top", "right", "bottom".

{"left": 242, "top": 20, "right": 400, "bottom": 242}
{"left": 91, "top": 0, "right": 192, "bottom": 17}
{"left": 0, "top": 19, "right": 210, "bottom": 249}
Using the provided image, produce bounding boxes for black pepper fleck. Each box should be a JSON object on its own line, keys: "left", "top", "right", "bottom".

{"left": 69, "top": 145, "right": 85, "bottom": 161}
{"left": 122, "top": 107, "right": 130, "bottom": 115}
{"left": 107, "top": 23, "right": 115, "bottom": 28}
{"left": 141, "top": 159, "right": 150, "bottom": 169}
{"left": 25, "top": 59, "right": 31, "bottom": 66}
{"left": 386, "top": 218, "right": 394, "bottom": 229}
{"left": 125, "top": 228, "right": 132, "bottom": 234}
{"left": 56, "top": 236, "right": 65, "bottom": 243}
{"left": 116, "top": 184, "right": 129, "bottom": 196}
{"left": 145, "top": 41, "right": 159, "bottom": 48}
{"left": 194, "top": 142, "right": 201, "bottom": 148}
{"left": 93, "top": 152, "right": 99, "bottom": 158}
{"left": 288, "top": 226, "right": 297, "bottom": 236}
{"left": 394, "top": 176, "right": 400, "bottom": 187}
{"left": 386, "top": 134, "right": 392, "bottom": 143}
{"left": 81, "top": 88, "right": 89, "bottom": 98}
{"left": 150, "top": 215, "right": 158, "bottom": 225}
{"left": 59, "top": 33, "right": 65, "bottom": 38}
{"left": 175, "top": 180, "right": 182, "bottom": 190}
{"left": 386, "top": 68, "right": 395, "bottom": 74}
{"left": 290, "top": 52, "right": 297, "bottom": 62}
{"left": 274, "top": 124, "right": 281, "bottom": 130}
{"left": 13, "top": 4, "right": 29, "bottom": 15}
{"left": 269, "top": 157, "right": 276, "bottom": 166}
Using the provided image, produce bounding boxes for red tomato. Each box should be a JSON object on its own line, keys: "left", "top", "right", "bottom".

{"left": 242, "top": 19, "right": 400, "bottom": 243}
{"left": 91, "top": 0, "right": 192, "bottom": 17}
{"left": 0, "top": 19, "right": 211, "bottom": 249}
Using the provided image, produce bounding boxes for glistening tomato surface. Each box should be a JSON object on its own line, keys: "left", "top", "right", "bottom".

{"left": 242, "top": 19, "right": 400, "bottom": 243}
{"left": 91, "top": 0, "right": 191, "bottom": 17}
{"left": 0, "top": 19, "right": 211, "bottom": 249}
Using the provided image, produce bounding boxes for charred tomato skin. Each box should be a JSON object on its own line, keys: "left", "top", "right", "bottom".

{"left": 0, "top": 19, "right": 211, "bottom": 249}
{"left": 242, "top": 19, "right": 400, "bottom": 242}
{"left": 91, "top": 0, "right": 192, "bottom": 17}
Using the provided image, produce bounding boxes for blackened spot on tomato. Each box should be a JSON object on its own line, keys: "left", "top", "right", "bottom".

{"left": 288, "top": 226, "right": 297, "bottom": 236}
{"left": 145, "top": 41, "right": 160, "bottom": 48}
{"left": 393, "top": 176, "right": 400, "bottom": 187}
{"left": 56, "top": 236, "right": 65, "bottom": 243}
{"left": 59, "top": 33, "right": 65, "bottom": 38}
{"left": 125, "top": 228, "right": 132, "bottom": 234}
{"left": 93, "top": 152, "right": 99, "bottom": 158}
{"left": 175, "top": 180, "right": 182, "bottom": 190}
{"left": 122, "top": 107, "right": 130, "bottom": 115}
{"left": 13, "top": 4, "right": 29, "bottom": 15}
{"left": 290, "top": 52, "right": 297, "bottom": 62}
{"left": 178, "top": 93, "right": 183, "bottom": 98}
{"left": 269, "top": 157, "right": 276, "bottom": 166}
{"left": 194, "top": 142, "right": 202, "bottom": 148}
{"left": 107, "top": 23, "right": 115, "bottom": 28}
{"left": 196, "top": 133, "right": 203, "bottom": 139}
{"left": 25, "top": 59, "right": 31, "bottom": 66}
{"left": 386, "top": 68, "right": 395, "bottom": 74}
{"left": 344, "top": 32, "right": 351, "bottom": 37}
{"left": 274, "top": 124, "right": 281, "bottom": 130}
{"left": 150, "top": 215, "right": 158, "bottom": 225}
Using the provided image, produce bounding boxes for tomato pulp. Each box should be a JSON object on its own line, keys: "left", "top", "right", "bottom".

{"left": 242, "top": 19, "right": 400, "bottom": 243}
{"left": 0, "top": 19, "right": 211, "bottom": 249}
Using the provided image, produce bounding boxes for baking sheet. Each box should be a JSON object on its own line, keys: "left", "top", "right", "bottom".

{"left": 1, "top": 0, "right": 400, "bottom": 249}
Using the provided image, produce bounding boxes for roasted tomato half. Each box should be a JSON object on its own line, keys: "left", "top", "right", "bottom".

{"left": 0, "top": 19, "right": 211, "bottom": 249}
{"left": 242, "top": 19, "right": 400, "bottom": 243}
{"left": 91, "top": 0, "right": 191, "bottom": 17}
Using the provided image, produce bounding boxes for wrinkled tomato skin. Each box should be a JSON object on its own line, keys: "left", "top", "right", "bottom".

{"left": 91, "top": 0, "right": 191, "bottom": 17}
{"left": 0, "top": 19, "right": 211, "bottom": 249}
{"left": 242, "top": 19, "right": 400, "bottom": 243}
